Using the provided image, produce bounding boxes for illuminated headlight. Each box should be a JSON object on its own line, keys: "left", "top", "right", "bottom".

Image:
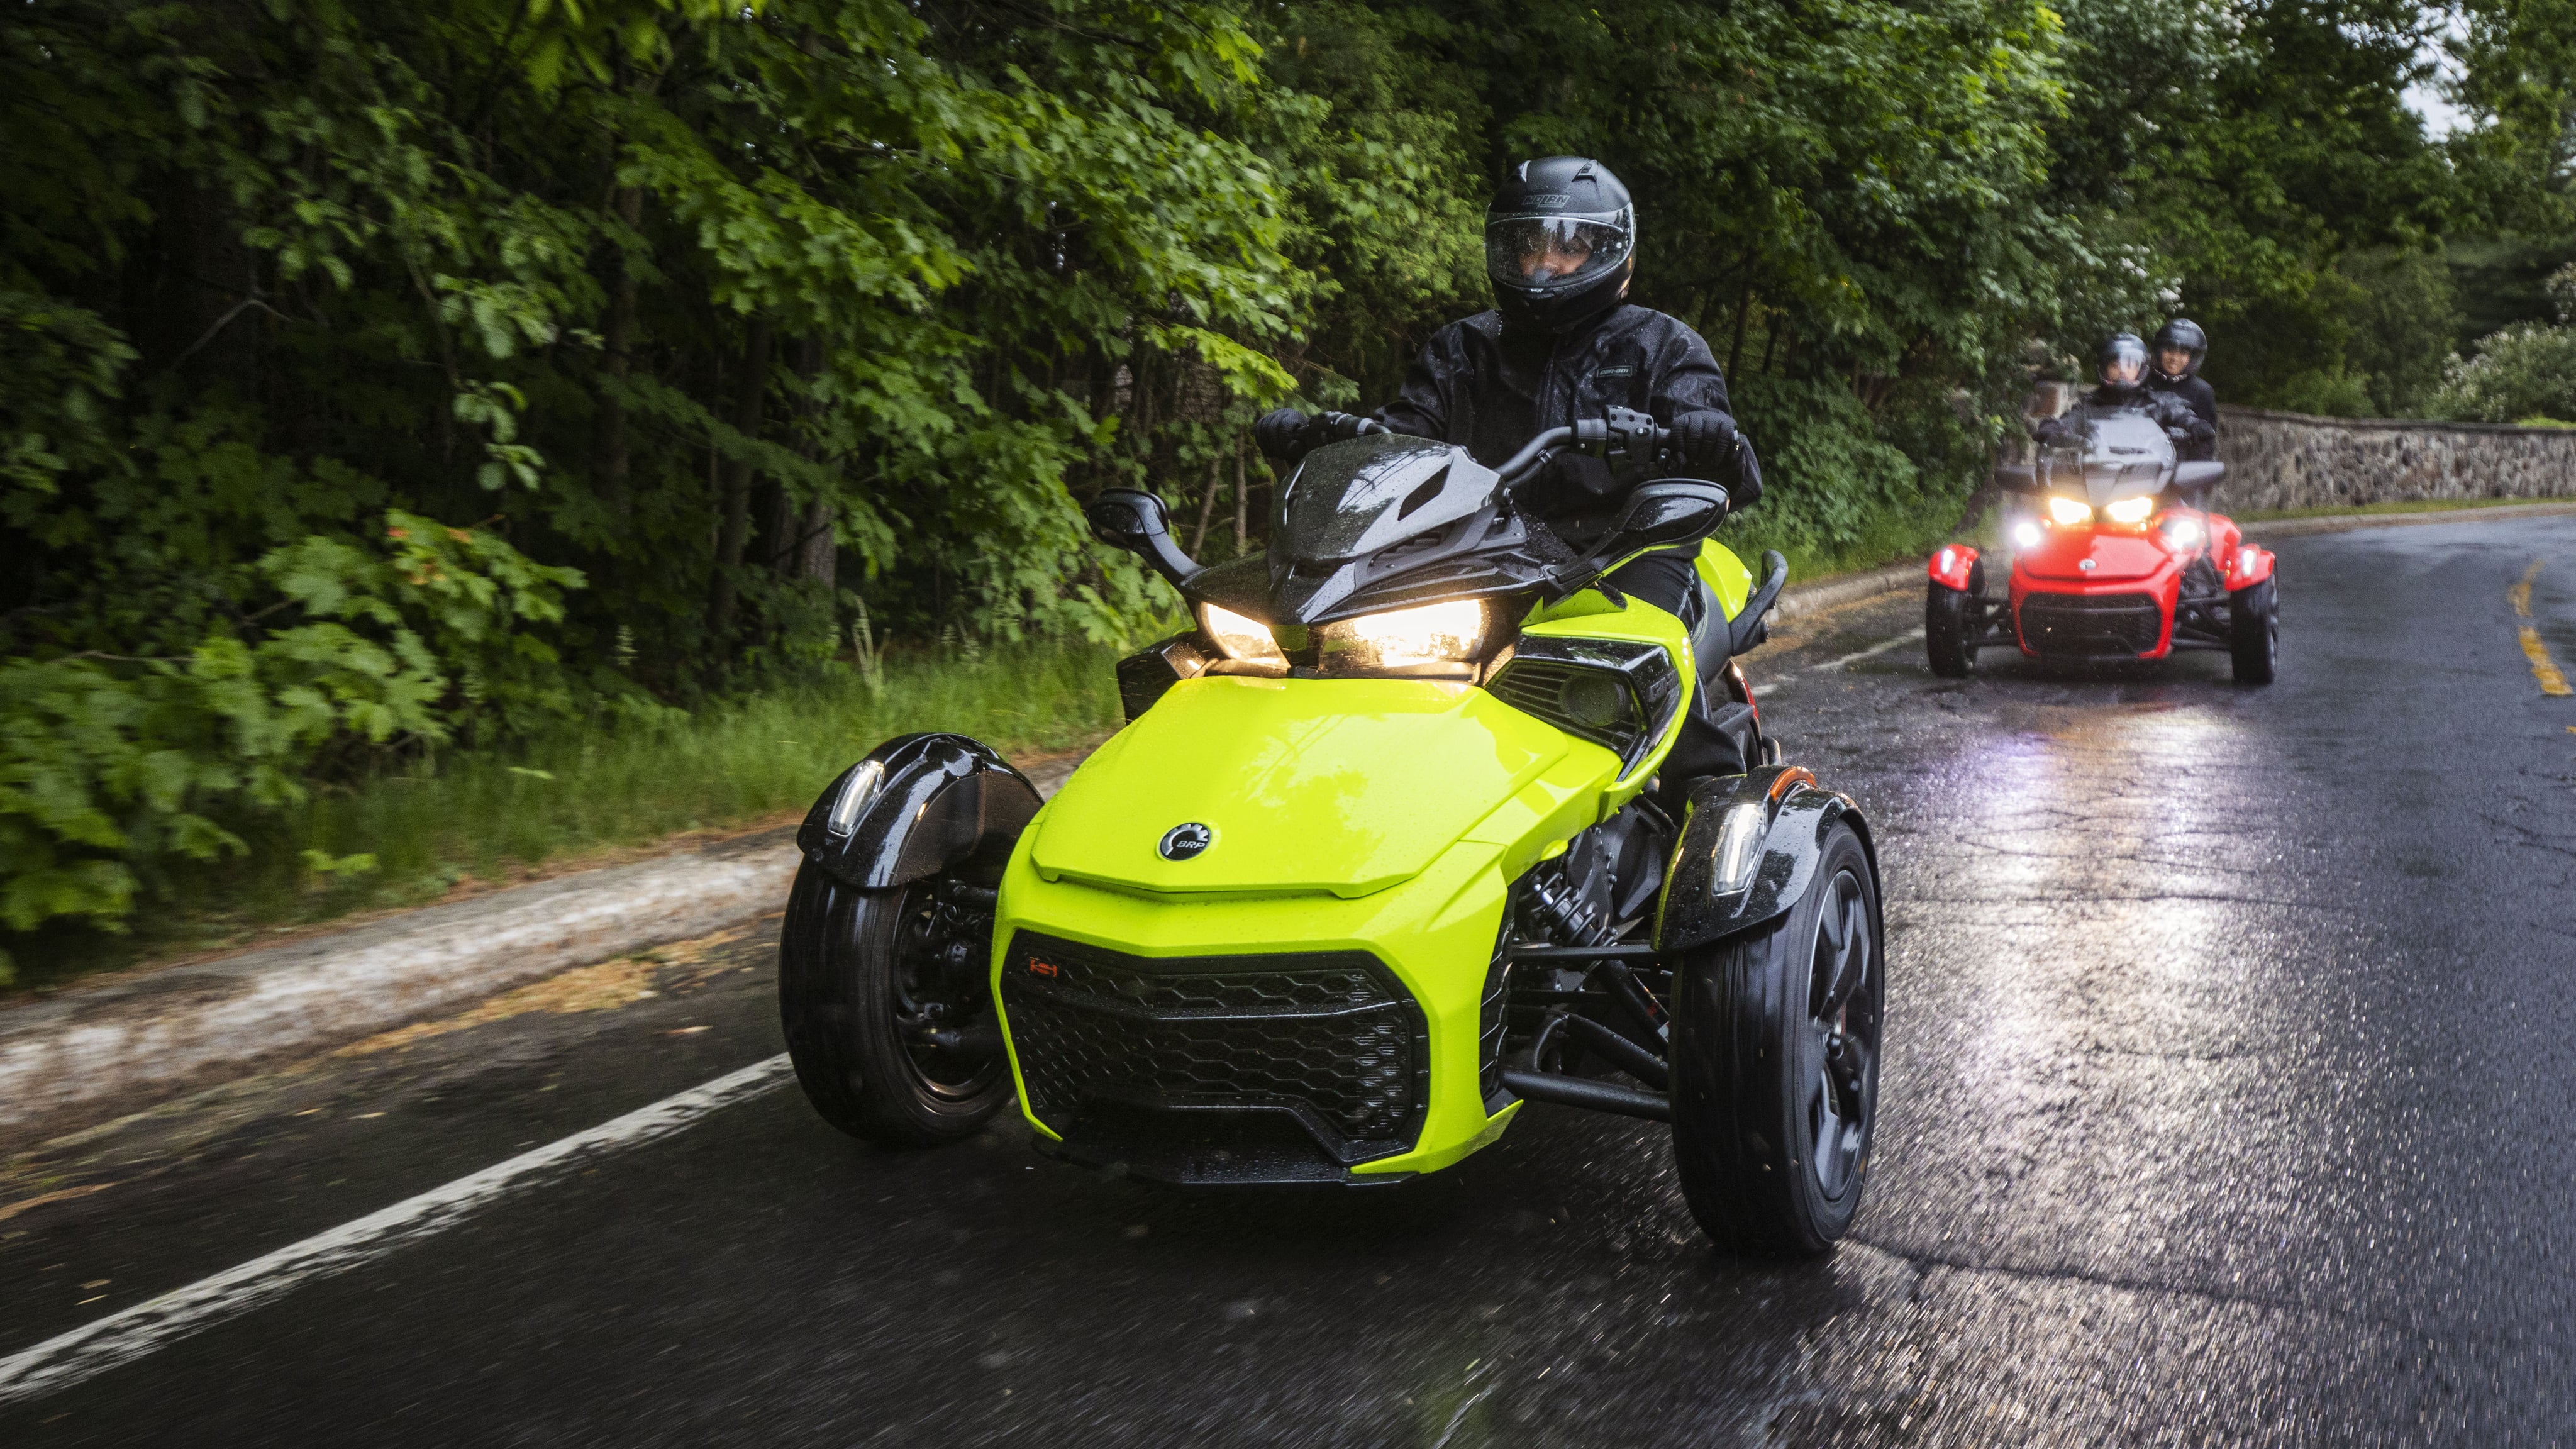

{"left": 1709, "top": 801, "right": 1768, "bottom": 897}
{"left": 824, "top": 759, "right": 886, "bottom": 838}
{"left": 2162, "top": 515, "right": 2205, "bottom": 548}
{"left": 2046, "top": 496, "right": 2094, "bottom": 527}
{"left": 2011, "top": 520, "right": 2044, "bottom": 550}
{"left": 1196, "top": 602, "right": 1285, "bottom": 665}
{"left": 2103, "top": 496, "right": 2155, "bottom": 525}
{"left": 1316, "top": 599, "right": 1487, "bottom": 672}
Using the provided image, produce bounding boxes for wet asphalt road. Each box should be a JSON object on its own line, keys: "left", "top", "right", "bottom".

{"left": 5, "top": 514, "right": 2575, "bottom": 1446}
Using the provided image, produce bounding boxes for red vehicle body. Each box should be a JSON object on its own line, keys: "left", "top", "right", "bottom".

{"left": 1923, "top": 408, "right": 2279, "bottom": 682}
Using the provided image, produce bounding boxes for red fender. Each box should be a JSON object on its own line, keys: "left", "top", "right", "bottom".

{"left": 1927, "top": 543, "right": 1980, "bottom": 592}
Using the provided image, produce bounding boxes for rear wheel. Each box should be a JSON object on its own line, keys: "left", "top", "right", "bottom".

{"left": 1669, "top": 821, "right": 1884, "bottom": 1256}
{"left": 1924, "top": 572, "right": 1984, "bottom": 678}
{"left": 779, "top": 866, "right": 1010, "bottom": 1145}
{"left": 2229, "top": 578, "right": 2278, "bottom": 684}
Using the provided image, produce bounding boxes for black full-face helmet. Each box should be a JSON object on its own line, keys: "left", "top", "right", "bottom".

{"left": 1486, "top": 157, "right": 1635, "bottom": 333}
{"left": 2150, "top": 318, "right": 2207, "bottom": 382}
{"left": 2096, "top": 333, "right": 2150, "bottom": 395}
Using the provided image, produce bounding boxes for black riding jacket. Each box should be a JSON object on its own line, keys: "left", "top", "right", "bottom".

{"left": 1373, "top": 304, "right": 1757, "bottom": 520}
{"left": 2148, "top": 372, "right": 2218, "bottom": 434}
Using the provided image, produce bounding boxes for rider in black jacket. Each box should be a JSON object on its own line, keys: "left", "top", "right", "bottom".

{"left": 1256, "top": 156, "right": 1760, "bottom": 786}
{"left": 1257, "top": 157, "right": 1755, "bottom": 607}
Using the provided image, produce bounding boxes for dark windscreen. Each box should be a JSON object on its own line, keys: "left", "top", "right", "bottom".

{"left": 2038, "top": 404, "right": 2174, "bottom": 502}
{"left": 1275, "top": 435, "right": 1484, "bottom": 565}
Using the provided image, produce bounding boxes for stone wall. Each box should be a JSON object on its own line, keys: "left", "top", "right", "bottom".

{"left": 2214, "top": 404, "right": 2576, "bottom": 513}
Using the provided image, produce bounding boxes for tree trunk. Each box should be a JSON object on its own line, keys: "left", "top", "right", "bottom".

{"left": 1728, "top": 279, "right": 1755, "bottom": 381}
{"left": 776, "top": 335, "right": 834, "bottom": 584}
{"left": 594, "top": 185, "right": 647, "bottom": 516}
{"left": 1189, "top": 455, "right": 1219, "bottom": 556}
{"left": 1233, "top": 443, "right": 1248, "bottom": 553}
{"left": 709, "top": 320, "right": 774, "bottom": 641}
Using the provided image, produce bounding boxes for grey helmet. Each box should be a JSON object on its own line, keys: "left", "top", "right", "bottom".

{"left": 2096, "top": 333, "right": 2150, "bottom": 395}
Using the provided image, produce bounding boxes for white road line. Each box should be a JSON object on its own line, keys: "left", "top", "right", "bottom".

{"left": 0, "top": 1053, "right": 796, "bottom": 1407}
{"left": 1750, "top": 627, "right": 1926, "bottom": 691}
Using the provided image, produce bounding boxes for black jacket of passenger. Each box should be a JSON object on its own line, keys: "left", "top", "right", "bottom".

{"left": 2147, "top": 373, "right": 2218, "bottom": 431}
{"left": 1373, "top": 304, "right": 1756, "bottom": 521}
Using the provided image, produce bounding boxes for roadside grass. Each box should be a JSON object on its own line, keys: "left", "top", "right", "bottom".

{"left": 2238, "top": 496, "right": 2576, "bottom": 521}
{"left": 6, "top": 640, "right": 1128, "bottom": 994}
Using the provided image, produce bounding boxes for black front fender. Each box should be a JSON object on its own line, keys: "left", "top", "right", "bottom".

{"left": 796, "top": 733, "right": 1041, "bottom": 891}
{"left": 1654, "top": 765, "right": 1879, "bottom": 955}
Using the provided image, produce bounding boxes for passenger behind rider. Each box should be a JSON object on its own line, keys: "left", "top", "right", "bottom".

{"left": 2146, "top": 318, "right": 2217, "bottom": 449}
{"left": 1255, "top": 155, "right": 1760, "bottom": 790}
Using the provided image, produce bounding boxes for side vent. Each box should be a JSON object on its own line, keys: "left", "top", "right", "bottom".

{"left": 1483, "top": 636, "right": 1682, "bottom": 775}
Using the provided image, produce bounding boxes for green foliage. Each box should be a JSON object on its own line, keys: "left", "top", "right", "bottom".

{"left": 0, "top": 509, "right": 579, "bottom": 980}
{"left": 2431, "top": 265, "right": 2576, "bottom": 421}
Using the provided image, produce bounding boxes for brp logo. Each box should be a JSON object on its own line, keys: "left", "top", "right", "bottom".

{"left": 1158, "top": 823, "right": 1214, "bottom": 861}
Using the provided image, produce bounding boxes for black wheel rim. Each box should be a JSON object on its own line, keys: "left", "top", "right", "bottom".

{"left": 890, "top": 883, "right": 1002, "bottom": 1101}
{"left": 1803, "top": 867, "right": 1879, "bottom": 1201}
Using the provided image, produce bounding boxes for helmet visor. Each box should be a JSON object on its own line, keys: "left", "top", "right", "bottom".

{"left": 1486, "top": 214, "right": 1631, "bottom": 292}
{"left": 2098, "top": 336, "right": 2148, "bottom": 387}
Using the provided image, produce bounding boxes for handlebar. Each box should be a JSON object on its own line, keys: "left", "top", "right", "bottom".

{"left": 1491, "top": 426, "right": 1576, "bottom": 486}
{"left": 1492, "top": 408, "right": 1674, "bottom": 488}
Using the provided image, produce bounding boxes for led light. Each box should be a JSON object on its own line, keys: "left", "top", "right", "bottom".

{"left": 1320, "top": 599, "right": 1487, "bottom": 671}
{"left": 2240, "top": 547, "right": 2260, "bottom": 575}
{"left": 1709, "top": 801, "right": 1768, "bottom": 897}
{"left": 2012, "top": 520, "right": 2044, "bottom": 549}
{"left": 1197, "top": 602, "right": 1285, "bottom": 664}
{"left": 824, "top": 759, "right": 886, "bottom": 838}
{"left": 2046, "top": 496, "right": 2094, "bottom": 527}
{"left": 1936, "top": 547, "right": 1957, "bottom": 575}
{"left": 2104, "top": 496, "right": 2154, "bottom": 525}
{"left": 2162, "top": 515, "right": 2204, "bottom": 549}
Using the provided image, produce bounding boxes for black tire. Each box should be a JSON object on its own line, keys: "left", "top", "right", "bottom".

{"left": 779, "top": 865, "right": 1011, "bottom": 1146}
{"left": 1924, "top": 580, "right": 1979, "bottom": 678}
{"left": 2229, "top": 577, "right": 2277, "bottom": 684}
{"left": 1669, "top": 821, "right": 1885, "bottom": 1257}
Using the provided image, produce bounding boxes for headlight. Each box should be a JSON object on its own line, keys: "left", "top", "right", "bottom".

{"left": 2011, "top": 520, "right": 2044, "bottom": 550}
{"left": 1196, "top": 602, "right": 1284, "bottom": 665}
{"left": 2046, "top": 496, "right": 2094, "bottom": 527}
{"left": 2162, "top": 515, "right": 2204, "bottom": 548}
{"left": 2103, "top": 496, "right": 2155, "bottom": 525}
{"left": 1316, "top": 599, "right": 1487, "bottom": 673}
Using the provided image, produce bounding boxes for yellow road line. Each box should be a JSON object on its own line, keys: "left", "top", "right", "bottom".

{"left": 2514, "top": 559, "right": 2573, "bottom": 696}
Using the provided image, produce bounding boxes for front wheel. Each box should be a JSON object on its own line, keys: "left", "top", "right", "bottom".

{"left": 1669, "top": 821, "right": 1884, "bottom": 1256}
{"left": 2229, "top": 578, "right": 2278, "bottom": 684}
{"left": 779, "top": 866, "right": 1011, "bottom": 1146}
{"left": 1924, "top": 580, "right": 1980, "bottom": 678}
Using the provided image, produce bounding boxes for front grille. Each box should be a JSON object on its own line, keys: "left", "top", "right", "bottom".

{"left": 1001, "top": 932, "right": 1428, "bottom": 1163}
{"left": 2018, "top": 591, "right": 2162, "bottom": 657}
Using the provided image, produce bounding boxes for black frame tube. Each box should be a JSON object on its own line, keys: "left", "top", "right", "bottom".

{"left": 1500, "top": 1069, "right": 1670, "bottom": 1122}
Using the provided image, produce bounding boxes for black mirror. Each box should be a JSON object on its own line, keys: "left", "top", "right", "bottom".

{"left": 1993, "top": 463, "right": 2037, "bottom": 492}
{"left": 2172, "top": 460, "right": 2225, "bottom": 491}
{"left": 1607, "top": 479, "right": 1729, "bottom": 552}
{"left": 1084, "top": 488, "right": 1202, "bottom": 588}
{"left": 1086, "top": 488, "right": 1170, "bottom": 550}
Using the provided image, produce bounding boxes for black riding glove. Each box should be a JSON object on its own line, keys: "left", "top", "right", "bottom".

{"left": 1671, "top": 411, "right": 1740, "bottom": 470}
{"left": 1255, "top": 408, "right": 1314, "bottom": 462}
